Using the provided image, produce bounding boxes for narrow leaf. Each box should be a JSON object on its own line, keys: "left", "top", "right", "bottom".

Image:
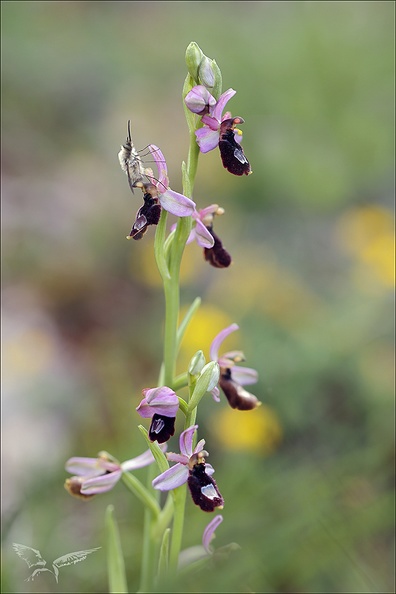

{"left": 176, "top": 297, "right": 201, "bottom": 352}
{"left": 105, "top": 505, "right": 128, "bottom": 594}
{"left": 121, "top": 472, "right": 160, "bottom": 518}
{"left": 158, "top": 528, "right": 171, "bottom": 579}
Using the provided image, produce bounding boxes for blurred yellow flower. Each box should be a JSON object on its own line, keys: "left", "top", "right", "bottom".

{"left": 211, "top": 404, "right": 282, "bottom": 455}
{"left": 336, "top": 206, "right": 395, "bottom": 287}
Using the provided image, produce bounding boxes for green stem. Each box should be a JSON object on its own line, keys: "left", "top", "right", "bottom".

{"left": 169, "top": 484, "right": 188, "bottom": 573}
{"left": 138, "top": 463, "right": 159, "bottom": 593}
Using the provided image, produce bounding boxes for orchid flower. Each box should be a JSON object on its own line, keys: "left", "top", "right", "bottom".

{"left": 185, "top": 86, "right": 237, "bottom": 153}
{"left": 152, "top": 425, "right": 224, "bottom": 512}
{"left": 64, "top": 447, "right": 165, "bottom": 498}
{"left": 136, "top": 386, "right": 179, "bottom": 443}
{"left": 210, "top": 323, "right": 261, "bottom": 410}
{"left": 185, "top": 85, "right": 251, "bottom": 176}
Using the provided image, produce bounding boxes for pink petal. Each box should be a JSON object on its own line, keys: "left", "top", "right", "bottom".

{"left": 203, "top": 515, "right": 223, "bottom": 553}
{"left": 65, "top": 457, "right": 119, "bottom": 476}
{"left": 211, "top": 386, "right": 221, "bottom": 402}
{"left": 211, "top": 88, "right": 236, "bottom": 122}
{"left": 137, "top": 386, "right": 179, "bottom": 417}
{"left": 152, "top": 463, "right": 189, "bottom": 491}
{"left": 209, "top": 323, "right": 239, "bottom": 362}
{"left": 166, "top": 453, "right": 189, "bottom": 464}
{"left": 148, "top": 144, "right": 169, "bottom": 189}
{"left": 179, "top": 425, "right": 198, "bottom": 457}
{"left": 194, "top": 219, "right": 215, "bottom": 248}
{"left": 81, "top": 469, "right": 122, "bottom": 494}
{"left": 192, "top": 438, "right": 206, "bottom": 455}
{"left": 201, "top": 114, "right": 220, "bottom": 131}
{"left": 198, "top": 204, "right": 220, "bottom": 219}
{"left": 185, "top": 85, "right": 216, "bottom": 113}
{"left": 195, "top": 127, "right": 220, "bottom": 153}
{"left": 121, "top": 446, "right": 166, "bottom": 471}
{"left": 231, "top": 366, "right": 259, "bottom": 386}
{"left": 159, "top": 189, "right": 196, "bottom": 217}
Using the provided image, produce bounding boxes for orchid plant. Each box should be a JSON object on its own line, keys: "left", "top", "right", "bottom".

{"left": 64, "top": 42, "right": 260, "bottom": 592}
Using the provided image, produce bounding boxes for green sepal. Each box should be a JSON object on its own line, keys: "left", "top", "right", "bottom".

{"left": 188, "top": 361, "right": 220, "bottom": 412}
{"left": 138, "top": 425, "right": 169, "bottom": 474}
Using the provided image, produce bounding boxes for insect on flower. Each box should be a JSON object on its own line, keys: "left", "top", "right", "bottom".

{"left": 118, "top": 120, "right": 151, "bottom": 193}
{"left": 127, "top": 184, "right": 162, "bottom": 240}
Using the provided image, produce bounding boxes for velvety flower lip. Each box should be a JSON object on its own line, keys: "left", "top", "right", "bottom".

{"left": 147, "top": 145, "right": 196, "bottom": 216}
{"left": 127, "top": 185, "right": 162, "bottom": 240}
{"left": 65, "top": 447, "right": 164, "bottom": 497}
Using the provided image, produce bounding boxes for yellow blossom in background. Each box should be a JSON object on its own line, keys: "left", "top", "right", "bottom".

{"left": 211, "top": 404, "right": 283, "bottom": 455}
{"left": 336, "top": 206, "right": 395, "bottom": 287}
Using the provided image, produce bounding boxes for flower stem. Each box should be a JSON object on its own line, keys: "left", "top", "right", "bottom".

{"left": 138, "top": 463, "right": 159, "bottom": 593}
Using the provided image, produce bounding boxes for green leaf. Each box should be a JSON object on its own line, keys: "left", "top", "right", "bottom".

{"left": 177, "top": 296, "right": 201, "bottom": 352}
{"left": 157, "top": 528, "right": 171, "bottom": 579}
{"left": 105, "top": 505, "right": 128, "bottom": 594}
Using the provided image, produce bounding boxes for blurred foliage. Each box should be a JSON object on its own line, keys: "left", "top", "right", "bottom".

{"left": 1, "top": 2, "right": 394, "bottom": 593}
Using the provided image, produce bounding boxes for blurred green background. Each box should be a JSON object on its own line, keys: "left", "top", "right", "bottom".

{"left": 1, "top": 2, "right": 394, "bottom": 593}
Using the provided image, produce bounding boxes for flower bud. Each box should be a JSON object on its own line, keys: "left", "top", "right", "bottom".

{"left": 188, "top": 350, "right": 206, "bottom": 376}
{"left": 188, "top": 361, "right": 220, "bottom": 412}
{"left": 198, "top": 56, "right": 215, "bottom": 89}
{"left": 198, "top": 57, "right": 222, "bottom": 99}
{"left": 185, "top": 42, "right": 204, "bottom": 84}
